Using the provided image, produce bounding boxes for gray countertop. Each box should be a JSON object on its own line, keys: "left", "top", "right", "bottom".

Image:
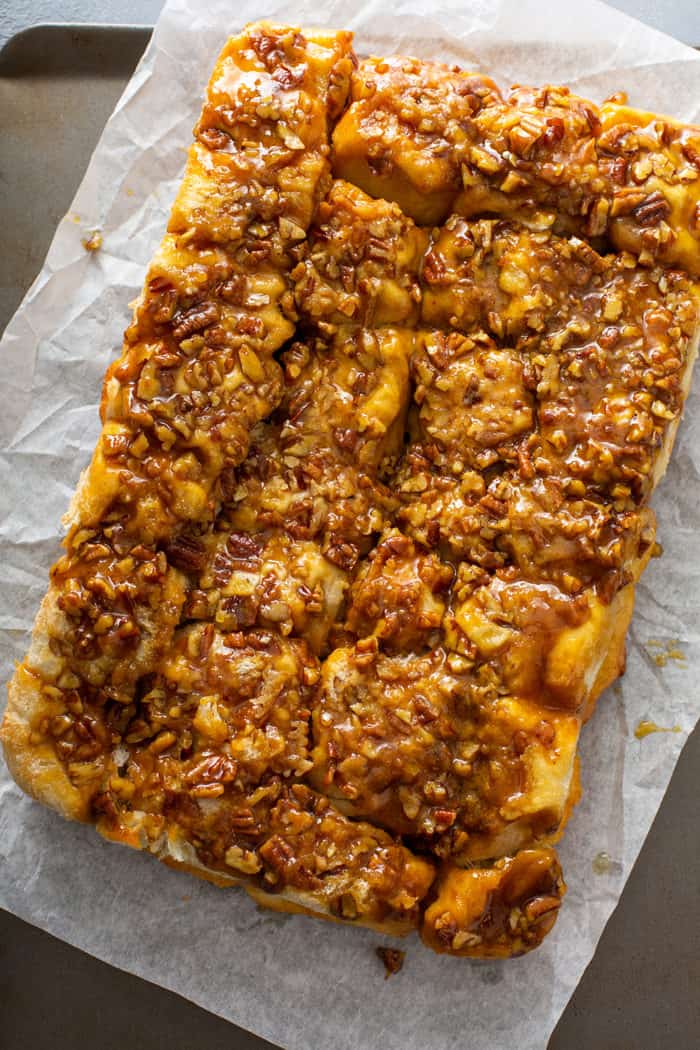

{"left": 2, "top": 0, "right": 700, "bottom": 48}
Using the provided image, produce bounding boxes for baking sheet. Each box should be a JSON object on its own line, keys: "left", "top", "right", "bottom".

{"left": 0, "top": 24, "right": 153, "bottom": 332}
{"left": 1, "top": 2, "right": 699, "bottom": 1048}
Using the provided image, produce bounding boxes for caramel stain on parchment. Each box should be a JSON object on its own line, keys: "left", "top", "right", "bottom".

{"left": 592, "top": 851, "right": 612, "bottom": 875}
{"left": 592, "top": 851, "right": 623, "bottom": 876}
{"left": 82, "top": 231, "right": 103, "bottom": 252}
{"left": 634, "top": 720, "right": 682, "bottom": 740}
{"left": 644, "top": 638, "right": 686, "bottom": 668}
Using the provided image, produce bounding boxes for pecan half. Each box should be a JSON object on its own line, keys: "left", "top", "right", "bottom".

{"left": 633, "top": 190, "right": 671, "bottom": 228}
{"left": 164, "top": 534, "right": 206, "bottom": 573}
{"left": 172, "top": 302, "right": 219, "bottom": 342}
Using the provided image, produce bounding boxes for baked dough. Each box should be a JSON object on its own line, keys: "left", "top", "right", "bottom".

{"left": 3, "top": 21, "right": 700, "bottom": 959}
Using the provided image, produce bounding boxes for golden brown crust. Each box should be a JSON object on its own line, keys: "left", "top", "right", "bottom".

{"left": 422, "top": 848, "right": 566, "bottom": 958}
{"left": 313, "top": 644, "right": 580, "bottom": 860}
{"left": 96, "top": 781, "right": 435, "bottom": 935}
{"left": 4, "top": 22, "right": 700, "bottom": 960}
{"left": 332, "top": 56, "right": 502, "bottom": 225}
{"left": 170, "top": 24, "right": 355, "bottom": 256}
{"left": 293, "top": 179, "right": 428, "bottom": 329}
{"left": 156, "top": 853, "right": 422, "bottom": 937}
{"left": 3, "top": 664, "right": 89, "bottom": 821}
{"left": 581, "top": 583, "right": 636, "bottom": 722}
{"left": 335, "top": 63, "right": 700, "bottom": 275}
{"left": 278, "top": 327, "right": 415, "bottom": 476}
{"left": 598, "top": 101, "right": 700, "bottom": 273}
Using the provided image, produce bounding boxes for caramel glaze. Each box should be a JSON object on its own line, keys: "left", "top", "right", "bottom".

{"left": 6, "top": 26, "right": 700, "bottom": 959}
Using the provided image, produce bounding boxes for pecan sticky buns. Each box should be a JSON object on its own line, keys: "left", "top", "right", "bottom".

{"left": 3, "top": 21, "right": 700, "bottom": 959}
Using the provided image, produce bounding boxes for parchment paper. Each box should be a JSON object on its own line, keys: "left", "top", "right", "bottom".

{"left": 1, "top": 2, "right": 699, "bottom": 1047}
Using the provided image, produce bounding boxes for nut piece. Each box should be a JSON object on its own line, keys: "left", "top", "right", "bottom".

{"left": 225, "top": 845, "right": 263, "bottom": 874}
{"left": 376, "top": 946, "right": 405, "bottom": 979}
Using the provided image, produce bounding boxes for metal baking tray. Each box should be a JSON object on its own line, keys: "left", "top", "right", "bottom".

{"left": 0, "top": 22, "right": 698, "bottom": 1050}
{"left": 0, "top": 23, "right": 151, "bottom": 330}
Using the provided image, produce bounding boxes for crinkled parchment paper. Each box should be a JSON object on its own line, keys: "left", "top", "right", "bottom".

{"left": 1, "top": 2, "right": 699, "bottom": 1047}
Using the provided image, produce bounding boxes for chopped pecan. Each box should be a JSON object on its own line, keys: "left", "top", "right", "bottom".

{"left": 508, "top": 114, "right": 545, "bottom": 157}
{"left": 198, "top": 127, "right": 232, "bottom": 152}
{"left": 219, "top": 594, "right": 259, "bottom": 629}
{"left": 542, "top": 117, "right": 565, "bottom": 145}
{"left": 164, "top": 534, "right": 207, "bottom": 573}
{"left": 524, "top": 894, "right": 562, "bottom": 923}
{"left": 632, "top": 190, "right": 671, "bottom": 228}
{"left": 681, "top": 141, "right": 700, "bottom": 170}
{"left": 333, "top": 427, "right": 359, "bottom": 452}
{"left": 172, "top": 302, "right": 219, "bottom": 342}
{"left": 219, "top": 274, "right": 248, "bottom": 304}
{"left": 182, "top": 588, "right": 210, "bottom": 620}
{"left": 227, "top": 532, "right": 263, "bottom": 558}
{"left": 376, "top": 947, "right": 405, "bottom": 979}
{"left": 607, "top": 155, "right": 628, "bottom": 184}
{"left": 229, "top": 807, "right": 258, "bottom": 830}
{"left": 186, "top": 752, "right": 238, "bottom": 785}
{"left": 424, "top": 520, "right": 441, "bottom": 547}
{"left": 325, "top": 540, "right": 359, "bottom": 571}
{"left": 236, "top": 315, "right": 265, "bottom": 338}
{"left": 249, "top": 29, "right": 289, "bottom": 67}
{"left": 272, "top": 63, "right": 306, "bottom": 89}
{"left": 422, "top": 250, "right": 448, "bottom": 285}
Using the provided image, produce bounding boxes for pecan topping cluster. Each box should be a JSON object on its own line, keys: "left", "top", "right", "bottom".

{"left": 4, "top": 21, "right": 699, "bottom": 960}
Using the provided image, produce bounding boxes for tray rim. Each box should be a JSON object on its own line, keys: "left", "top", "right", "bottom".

{"left": 0, "top": 22, "right": 153, "bottom": 75}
